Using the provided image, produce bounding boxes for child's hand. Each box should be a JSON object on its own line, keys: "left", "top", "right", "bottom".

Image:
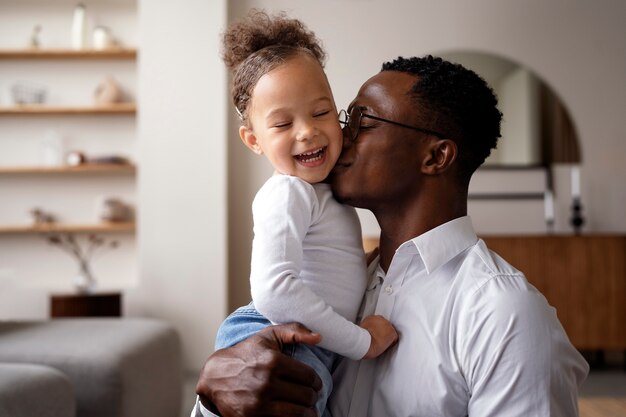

{"left": 360, "top": 315, "right": 398, "bottom": 359}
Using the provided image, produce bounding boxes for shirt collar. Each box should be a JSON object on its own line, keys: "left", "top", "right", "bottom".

{"left": 409, "top": 216, "right": 478, "bottom": 275}
{"left": 366, "top": 253, "right": 384, "bottom": 290}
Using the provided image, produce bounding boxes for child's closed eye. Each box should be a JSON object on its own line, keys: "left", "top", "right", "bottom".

{"left": 272, "top": 121, "right": 292, "bottom": 128}
{"left": 313, "top": 110, "right": 332, "bottom": 118}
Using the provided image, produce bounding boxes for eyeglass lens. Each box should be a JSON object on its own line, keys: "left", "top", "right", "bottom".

{"left": 338, "top": 108, "right": 362, "bottom": 142}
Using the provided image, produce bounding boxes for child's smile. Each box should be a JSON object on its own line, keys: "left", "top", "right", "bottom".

{"left": 294, "top": 146, "right": 327, "bottom": 167}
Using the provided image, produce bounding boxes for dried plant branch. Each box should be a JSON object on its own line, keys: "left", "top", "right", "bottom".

{"left": 44, "top": 231, "right": 119, "bottom": 271}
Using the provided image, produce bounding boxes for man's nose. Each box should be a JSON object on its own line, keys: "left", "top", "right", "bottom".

{"left": 341, "top": 125, "right": 352, "bottom": 148}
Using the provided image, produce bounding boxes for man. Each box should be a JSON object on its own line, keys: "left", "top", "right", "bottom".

{"left": 194, "top": 55, "right": 589, "bottom": 417}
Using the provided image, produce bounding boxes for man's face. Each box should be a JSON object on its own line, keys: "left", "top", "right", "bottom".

{"left": 331, "top": 71, "right": 428, "bottom": 209}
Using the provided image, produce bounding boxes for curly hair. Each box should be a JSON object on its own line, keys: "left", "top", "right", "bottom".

{"left": 222, "top": 9, "right": 326, "bottom": 123}
{"left": 382, "top": 55, "right": 502, "bottom": 183}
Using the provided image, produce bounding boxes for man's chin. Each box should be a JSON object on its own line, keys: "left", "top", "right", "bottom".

{"left": 330, "top": 181, "right": 350, "bottom": 204}
{"left": 329, "top": 167, "right": 356, "bottom": 204}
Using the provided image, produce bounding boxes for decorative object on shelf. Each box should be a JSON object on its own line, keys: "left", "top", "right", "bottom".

{"left": 92, "top": 26, "right": 114, "bottom": 50}
{"left": 30, "top": 25, "right": 42, "bottom": 48}
{"left": 94, "top": 76, "right": 123, "bottom": 104}
{"left": 570, "top": 197, "right": 585, "bottom": 235}
{"left": 10, "top": 81, "right": 47, "bottom": 105}
{"left": 71, "top": 3, "right": 88, "bottom": 50}
{"left": 30, "top": 207, "right": 56, "bottom": 225}
{"left": 40, "top": 130, "right": 65, "bottom": 166}
{"left": 543, "top": 190, "right": 555, "bottom": 233}
{"left": 570, "top": 165, "right": 585, "bottom": 234}
{"left": 66, "top": 150, "right": 131, "bottom": 166}
{"left": 66, "top": 150, "right": 87, "bottom": 166}
{"left": 98, "top": 198, "right": 133, "bottom": 222}
{"left": 45, "top": 232, "right": 119, "bottom": 294}
{"left": 89, "top": 155, "right": 131, "bottom": 165}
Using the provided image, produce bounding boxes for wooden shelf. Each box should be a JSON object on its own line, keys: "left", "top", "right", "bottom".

{"left": 0, "top": 164, "right": 136, "bottom": 175}
{"left": 0, "top": 48, "right": 137, "bottom": 60}
{"left": 0, "top": 103, "right": 136, "bottom": 115}
{"left": 0, "top": 222, "right": 135, "bottom": 234}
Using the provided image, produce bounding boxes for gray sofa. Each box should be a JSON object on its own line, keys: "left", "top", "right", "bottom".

{"left": 0, "top": 318, "right": 182, "bottom": 417}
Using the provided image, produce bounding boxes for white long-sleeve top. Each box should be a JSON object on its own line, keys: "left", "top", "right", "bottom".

{"left": 250, "top": 175, "right": 370, "bottom": 360}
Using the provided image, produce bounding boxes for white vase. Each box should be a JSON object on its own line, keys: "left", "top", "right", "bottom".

{"left": 72, "top": 4, "right": 88, "bottom": 50}
{"left": 74, "top": 261, "right": 96, "bottom": 294}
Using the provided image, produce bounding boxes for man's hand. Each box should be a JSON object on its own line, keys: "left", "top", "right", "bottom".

{"left": 196, "top": 323, "right": 323, "bottom": 417}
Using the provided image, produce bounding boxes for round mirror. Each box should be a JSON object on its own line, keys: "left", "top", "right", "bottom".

{"left": 438, "top": 50, "right": 581, "bottom": 167}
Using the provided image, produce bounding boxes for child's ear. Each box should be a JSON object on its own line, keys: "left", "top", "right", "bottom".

{"left": 239, "top": 126, "right": 263, "bottom": 155}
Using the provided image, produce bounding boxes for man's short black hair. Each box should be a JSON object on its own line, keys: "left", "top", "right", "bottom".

{"left": 382, "top": 55, "right": 502, "bottom": 184}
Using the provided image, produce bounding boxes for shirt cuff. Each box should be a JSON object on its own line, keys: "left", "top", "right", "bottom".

{"left": 191, "top": 396, "right": 219, "bottom": 417}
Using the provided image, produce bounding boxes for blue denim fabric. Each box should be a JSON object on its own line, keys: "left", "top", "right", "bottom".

{"left": 215, "top": 302, "right": 336, "bottom": 417}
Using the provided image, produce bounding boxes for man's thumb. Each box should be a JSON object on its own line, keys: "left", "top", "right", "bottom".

{"left": 266, "top": 323, "right": 322, "bottom": 347}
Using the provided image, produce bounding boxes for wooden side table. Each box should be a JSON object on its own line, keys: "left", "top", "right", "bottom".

{"left": 50, "top": 292, "right": 122, "bottom": 318}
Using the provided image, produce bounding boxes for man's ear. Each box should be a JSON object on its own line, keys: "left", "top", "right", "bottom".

{"left": 239, "top": 126, "right": 263, "bottom": 155}
{"left": 422, "top": 139, "right": 457, "bottom": 175}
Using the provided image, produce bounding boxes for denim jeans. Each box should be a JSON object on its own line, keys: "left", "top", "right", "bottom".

{"left": 215, "top": 302, "right": 335, "bottom": 417}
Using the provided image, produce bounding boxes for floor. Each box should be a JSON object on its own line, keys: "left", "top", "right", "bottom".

{"left": 180, "top": 366, "right": 626, "bottom": 417}
{"left": 579, "top": 358, "right": 626, "bottom": 417}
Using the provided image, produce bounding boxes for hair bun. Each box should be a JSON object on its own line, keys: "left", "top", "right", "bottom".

{"left": 222, "top": 9, "right": 326, "bottom": 70}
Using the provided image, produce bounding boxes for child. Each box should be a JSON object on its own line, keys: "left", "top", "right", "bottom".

{"left": 214, "top": 10, "right": 398, "bottom": 416}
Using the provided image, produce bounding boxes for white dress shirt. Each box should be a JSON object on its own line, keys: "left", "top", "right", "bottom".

{"left": 329, "top": 216, "right": 589, "bottom": 417}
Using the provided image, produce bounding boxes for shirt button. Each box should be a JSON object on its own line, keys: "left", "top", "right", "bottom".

{"left": 384, "top": 285, "right": 393, "bottom": 295}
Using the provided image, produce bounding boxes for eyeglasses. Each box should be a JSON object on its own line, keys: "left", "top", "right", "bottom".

{"left": 338, "top": 107, "right": 446, "bottom": 142}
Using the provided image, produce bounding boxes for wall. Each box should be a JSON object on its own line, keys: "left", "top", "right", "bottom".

{"left": 227, "top": 0, "right": 626, "bottom": 309}
{"left": 129, "top": 0, "right": 228, "bottom": 371}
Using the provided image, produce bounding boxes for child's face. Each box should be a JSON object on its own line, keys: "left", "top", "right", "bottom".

{"left": 240, "top": 54, "right": 343, "bottom": 184}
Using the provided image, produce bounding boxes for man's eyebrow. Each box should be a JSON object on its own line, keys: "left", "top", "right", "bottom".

{"left": 348, "top": 103, "right": 374, "bottom": 114}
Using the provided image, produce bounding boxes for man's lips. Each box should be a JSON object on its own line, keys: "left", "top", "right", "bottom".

{"left": 332, "top": 159, "right": 351, "bottom": 172}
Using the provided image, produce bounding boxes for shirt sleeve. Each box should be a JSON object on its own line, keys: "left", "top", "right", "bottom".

{"left": 462, "top": 278, "right": 589, "bottom": 416}
{"left": 250, "top": 176, "right": 370, "bottom": 360}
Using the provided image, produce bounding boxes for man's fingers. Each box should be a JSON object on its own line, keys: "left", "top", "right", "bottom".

{"left": 275, "top": 354, "right": 323, "bottom": 391}
{"left": 267, "top": 322, "right": 322, "bottom": 346}
{"left": 266, "top": 376, "right": 320, "bottom": 407}
{"left": 254, "top": 323, "right": 324, "bottom": 392}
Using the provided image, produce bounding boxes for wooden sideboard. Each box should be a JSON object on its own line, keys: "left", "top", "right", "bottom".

{"left": 364, "top": 235, "right": 626, "bottom": 350}
{"left": 50, "top": 292, "right": 122, "bottom": 318}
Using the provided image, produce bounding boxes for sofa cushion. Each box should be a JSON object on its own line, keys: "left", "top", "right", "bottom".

{"left": 0, "top": 318, "right": 182, "bottom": 417}
{"left": 0, "top": 362, "right": 75, "bottom": 417}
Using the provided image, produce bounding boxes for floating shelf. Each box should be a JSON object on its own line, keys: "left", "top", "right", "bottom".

{"left": 0, "top": 222, "right": 135, "bottom": 234}
{"left": 0, "top": 164, "right": 136, "bottom": 175}
{"left": 0, "top": 103, "right": 136, "bottom": 115}
{"left": 0, "top": 48, "right": 137, "bottom": 60}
